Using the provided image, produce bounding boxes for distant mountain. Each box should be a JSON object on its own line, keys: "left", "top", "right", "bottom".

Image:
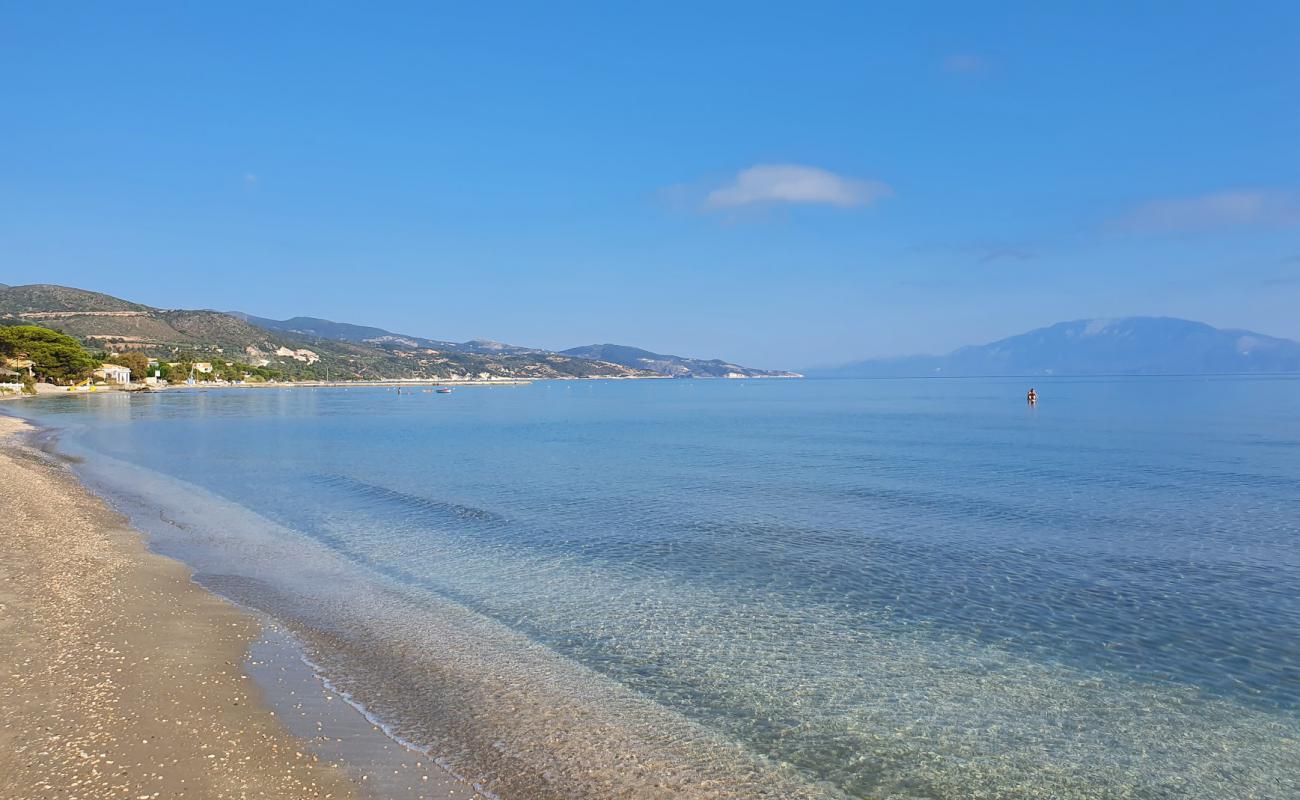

{"left": 226, "top": 313, "right": 540, "bottom": 356}
{"left": 561, "top": 344, "right": 801, "bottom": 378}
{"left": 460, "top": 338, "right": 542, "bottom": 355}
{"left": 229, "top": 313, "right": 542, "bottom": 355}
{"left": 0, "top": 285, "right": 654, "bottom": 381}
{"left": 237, "top": 313, "right": 791, "bottom": 378}
{"left": 229, "top": 313, "right": 458, "bottom": 351}
{"left": 809, "top": 317, "right": 1300, "bottom": 377}
{"left": 3, "top": 284, "right": 795, "bottom": 380}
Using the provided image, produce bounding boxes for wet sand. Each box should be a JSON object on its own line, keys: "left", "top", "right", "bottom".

{"left": 246, "top": 624, "right": 481, "bottom": 799}
{"left": 0, "top": 414, "right": 459, "bottom": 799}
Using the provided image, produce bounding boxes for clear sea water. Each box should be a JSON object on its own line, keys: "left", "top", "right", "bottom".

{"left": 13, "top": 377, "right": 1300, "bottom": 799}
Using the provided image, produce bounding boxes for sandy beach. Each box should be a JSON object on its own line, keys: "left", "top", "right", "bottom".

{"left": 0, "top": 414, "right": 361, "bottom": 800}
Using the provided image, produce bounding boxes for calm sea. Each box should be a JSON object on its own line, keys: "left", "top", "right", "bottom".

{"left": 14, "top": 377, "right": 1300, "bottom": 798}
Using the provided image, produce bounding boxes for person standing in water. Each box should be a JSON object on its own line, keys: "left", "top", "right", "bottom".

{"left": 1027, "top": 388, "right": 1038, "bottom": 405}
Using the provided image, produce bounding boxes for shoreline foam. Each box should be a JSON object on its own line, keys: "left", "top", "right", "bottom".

{"left": 48, "top": 428, "right": 831, "bottom": 800}
{"left": 16, "top": 402, "right": 834, "bottom": 799}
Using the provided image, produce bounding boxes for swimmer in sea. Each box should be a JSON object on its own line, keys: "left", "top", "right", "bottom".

{"left": 1027, "top": 387, "right": 1037, "bottom": 405}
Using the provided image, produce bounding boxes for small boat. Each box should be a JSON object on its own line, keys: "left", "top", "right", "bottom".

{"left": 436, "top": 387, "right": 453, "bottom": 394}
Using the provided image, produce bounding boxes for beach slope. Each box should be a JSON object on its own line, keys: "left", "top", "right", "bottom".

{"left": 0, "top": 415, "right": 356, "bottom": 799}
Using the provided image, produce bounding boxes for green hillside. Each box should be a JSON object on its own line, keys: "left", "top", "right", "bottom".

{"left": 0, "top": 284, "right": 654, "bottom": 381}
{"left": 0, "top": 284, "right": 149, "bottom": 314}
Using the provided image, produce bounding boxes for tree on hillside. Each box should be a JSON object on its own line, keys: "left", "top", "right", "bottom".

{"left": 0, "top": 325, "right": 97, "bottom": 383}
{"left": 108, "top": 350, "right": 150, "bottom": 380}
{"left": 170, "top": 360, "right": 194, "bottom": 382}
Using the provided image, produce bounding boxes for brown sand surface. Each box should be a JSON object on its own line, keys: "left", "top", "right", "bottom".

{"left": 0, "top": 415, "right": 361, "bottom": 799}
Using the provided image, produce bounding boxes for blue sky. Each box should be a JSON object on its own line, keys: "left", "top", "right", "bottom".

{"left": 3, "top": 2, "right": 1298, "bottom": 369}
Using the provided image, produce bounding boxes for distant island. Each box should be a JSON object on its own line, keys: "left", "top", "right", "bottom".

{"left": 0, "top": 284, "right": 794, "bottom": 385}
{"left": 807, "top": 317, "right": 1300, "bottom": 377}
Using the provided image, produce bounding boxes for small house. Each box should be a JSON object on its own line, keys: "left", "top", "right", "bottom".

{"left": 0, "top": 367, "right": 21, "bottom": 394}
{"left": 4, "top": 357, "right": 34, "bottom": 376}
{"left": 94, "top": 364, "right": 132, "bottom": 384}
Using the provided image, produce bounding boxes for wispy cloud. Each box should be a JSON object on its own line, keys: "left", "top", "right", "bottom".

{"left": 1119, "top": 189, "right": 1300, "bottom": 233}
{"left": 942, "top": 53, "right": 989, "bottom": 75}
{"left": 977, "top": 246, "right": 1037, "bottom": 264}
{"left": 703, "top": 164, "right": 892, "bottom": 210}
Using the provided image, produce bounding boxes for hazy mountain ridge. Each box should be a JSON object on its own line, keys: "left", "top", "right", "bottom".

{"left": 229, "top": 313, "right": 543, "bottom": 356}
{"left": 810, "top": 317, "right": 1300, "bottom": 377}
{"left": 238, "top": 315, "right": 788, "bottom": 377}
{"left": 561, "top": 344, "right": 801, "bottom": 378}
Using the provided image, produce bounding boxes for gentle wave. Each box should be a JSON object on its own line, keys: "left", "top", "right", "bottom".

{"left": 18, "top": 378, "right": 1300, "bottom": 798}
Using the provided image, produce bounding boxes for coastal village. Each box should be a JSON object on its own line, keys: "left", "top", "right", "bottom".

{"left": 0, "top": 323, "right": 533, "bottom": 397}
{"left": 1, "top": 348, "right": 528, "bottom": 396}
{"left": 0, "top": 307, "right": 507, "bottom": 395}
{"left": 0, "top": 326, "right": 245, "bottom": 395}
{"left": 0, "top": 284, "right": 798, "bottom": 395}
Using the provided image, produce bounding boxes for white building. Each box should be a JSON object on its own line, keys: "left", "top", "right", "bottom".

{"left": 94, "top": 364, "right": 132, "bottom": 384}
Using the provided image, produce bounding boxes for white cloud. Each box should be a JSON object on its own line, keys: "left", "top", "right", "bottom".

{"left": 704, "top": 164, "right": 892, "bottom": 210}
{"left": 1121, "top": 190, "right": 1300, "bottom": 233}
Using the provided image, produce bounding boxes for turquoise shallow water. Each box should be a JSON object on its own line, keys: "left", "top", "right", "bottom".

{"left": 14, "top": 377, "right": 1300, "bottom": 798}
